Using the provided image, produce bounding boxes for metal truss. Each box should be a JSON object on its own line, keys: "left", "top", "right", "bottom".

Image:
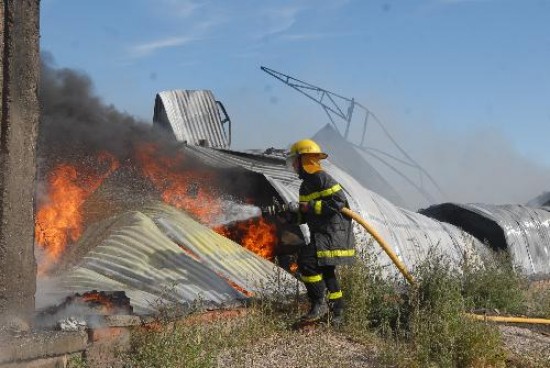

{"left": 261, "top": 66, "right": 446, "bottom": 204}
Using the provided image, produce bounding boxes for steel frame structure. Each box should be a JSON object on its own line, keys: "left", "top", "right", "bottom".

{"left": 261, "top": 66, "right": 445, "bottom": 204}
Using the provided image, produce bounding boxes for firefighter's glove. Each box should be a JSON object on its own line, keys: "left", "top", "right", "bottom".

{"left": 299, "top": 201, "right": 310, "bottom": 213}
{"left": 288, "top": 201, "right": 311, "bottom": 214}
{"left": 287, "top": 201, "right": 300, "bottom": 213}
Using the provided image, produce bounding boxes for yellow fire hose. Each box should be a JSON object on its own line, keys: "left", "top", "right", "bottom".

{"left": 465, "top": 313, "right": 550, "bottom": 325}
{"left": 341, "top": 207, "right": 417, "bottom": 287}
{"left": 341, "top": 207, "right": 550, "bottom": 326}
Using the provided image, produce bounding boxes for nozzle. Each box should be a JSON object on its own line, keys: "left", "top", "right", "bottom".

{"left": 261, "top": 199, "right": 288, "bottom": 217}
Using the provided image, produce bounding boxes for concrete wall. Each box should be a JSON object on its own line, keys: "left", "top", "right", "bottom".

{"left": 0, "top": 0, "right": 40, "bottom": 321}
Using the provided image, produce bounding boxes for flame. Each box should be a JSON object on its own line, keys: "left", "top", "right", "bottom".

{"left": 82, "top": 291, "right": 116, "bottom": 311}
{"left": 215, "top": 217, "right": 277, "bottom": 260}
{"left": 35, "top": 152, "right": 119, "bottom": 272}
{"left": 239, "top": 218, "right": 277, "bottom": 260}
{"left": 36, "top": 142, "right": 280, "bottom": 276}
{"left": 135, "top": 144, "right": 222, "bottom": 223}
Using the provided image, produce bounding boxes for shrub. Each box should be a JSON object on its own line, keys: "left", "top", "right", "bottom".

{"left": 342, "top": 252, "right": 506, "bottom": 367}
{"left": 462, "top": 251, "right": 527, "bottom": 314}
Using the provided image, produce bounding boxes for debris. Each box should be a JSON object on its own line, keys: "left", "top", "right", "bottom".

{"left": 57, "top": 316, "right": 87, "bottom": 332}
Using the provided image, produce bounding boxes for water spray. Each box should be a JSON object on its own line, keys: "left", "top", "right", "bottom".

{"left": 211, "top": 200, "right": 262, "bottom": 226}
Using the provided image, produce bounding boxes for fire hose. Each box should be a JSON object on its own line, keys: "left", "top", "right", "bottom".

{"left": 340, "top": 208, "right": 416, "bottom": 286}
{"left": 263, "top": 202, "right": 550, "bottom": 326}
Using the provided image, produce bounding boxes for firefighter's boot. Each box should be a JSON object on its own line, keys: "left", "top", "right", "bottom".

{"left": 301, "top": 299, "right": 328, "bottom": 323}
{"left": 301, "top": 281, "right": 327, "bottom": 322}
{"left": 329, "top": 298, "right": 344, "bottom": 326}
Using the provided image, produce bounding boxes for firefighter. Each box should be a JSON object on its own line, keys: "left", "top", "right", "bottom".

{"left": 285, "top": 139, "right": 356, "bottom": 324}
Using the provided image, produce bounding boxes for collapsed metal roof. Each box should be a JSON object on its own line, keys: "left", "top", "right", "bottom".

{"left": 41, "top": 90, "right": 549, "bottom": 316}
{"left": 153, "top": 90, "right": 230, "bottom": 148}
{"left": 182, "top": 145, "right": 485, "bottom": 275}
{"left": 421, "top": 203, "right": 550, "bottom": 277}
{"left": 38, "top": 202, "right": 296, "bottom": 315}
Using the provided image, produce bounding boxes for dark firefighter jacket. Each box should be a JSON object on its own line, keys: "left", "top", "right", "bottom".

{"left": 298, "top": 170, "right": 355, "bottom": 266}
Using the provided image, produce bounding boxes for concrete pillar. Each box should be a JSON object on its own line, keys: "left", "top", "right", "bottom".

{"left": 0, "top": 0, "right": 40, "bottom": 322}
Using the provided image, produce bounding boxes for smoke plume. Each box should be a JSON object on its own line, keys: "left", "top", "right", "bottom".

{"left": 38, "top": 52, "right": 177, "bottom": 164}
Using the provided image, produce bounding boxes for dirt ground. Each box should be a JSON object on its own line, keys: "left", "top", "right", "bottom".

{"left": 500, "top": 325, "right": 550, "bottom": 365}
{"left": 218, "top": 328, "right": 378, "bottom": 368}
{"left": 217, "top": 325, "right": 550, "bottom": 368}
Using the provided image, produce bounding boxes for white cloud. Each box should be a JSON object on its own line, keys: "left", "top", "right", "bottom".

{"left": 129, "top": 36, "right": 197, "bottom": 58}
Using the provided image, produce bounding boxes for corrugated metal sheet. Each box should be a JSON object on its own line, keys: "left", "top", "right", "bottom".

{"left": 153, "top": 90, "right": 229, "bottom": 148}
{"left": 181, "top": 146, "right": 303, "bottom": 211}
{"left": 527, "top": 191, "right": 550, "bottom": 208}
{"left": 39, "top": 202, "right": 297, "bottom": 315}
{"left": 421, "top": 203, "right": 550, "bottom": 277}
{"left": 181, "top": 145, "right": 550, "bottom": 277}
{"left": 322, "top": 160, "right": 485, "bottom": 273}
{"left": 182, "top": 145, "right": 485, "bottom": 275}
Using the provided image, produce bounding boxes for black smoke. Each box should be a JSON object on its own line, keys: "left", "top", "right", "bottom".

{"left": 38, "top": 52, "right": 177, "bottom": 166}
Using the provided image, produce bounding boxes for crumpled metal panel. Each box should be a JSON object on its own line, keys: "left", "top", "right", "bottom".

{"left": 527, "top": 191, "right": 550, "bottom": 208}
{"left": 321, "top": 160, "right": 485, "bottom": 273}
{"left": 153, "top": 90, "right": 229, "bottom": 148}
{"left": 181, "top": 146, "right": 484, "bottom": 275}
{"left": 421, "top": 203, "right": 550, "bottom": 276}
{"left": 41, "top": 202, "right": 296, "bottom": 315}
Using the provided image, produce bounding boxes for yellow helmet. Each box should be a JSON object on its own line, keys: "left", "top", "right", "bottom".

{"left": 289, "top": 139, "right": 328, "bottom": 159}
{"left": 287, "top": 139, "right": 328, "bottom": 174}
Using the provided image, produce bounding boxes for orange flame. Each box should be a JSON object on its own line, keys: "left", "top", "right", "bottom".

{"left": 36, "top": 142, "right": 279, "bottom": 275}
{"left": 35, "top": 152, "right": 119, "bottom": 272}
{"left": 82, "top": 291, "right": 116, "bottom": 312}
{"left": 215, "top": 217, "right": 277, "bottom": 260}
{"left": 135, "top": 144, "right": 222, "bottom": 223}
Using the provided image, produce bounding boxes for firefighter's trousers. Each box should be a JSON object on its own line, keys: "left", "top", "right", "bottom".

{"left": 297, "top": 243, "right": 343, "bottom": 309}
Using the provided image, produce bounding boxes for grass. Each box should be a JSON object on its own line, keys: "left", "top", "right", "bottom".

{"left": 114, "top": 247, "right": 549, "bottom": 367}
{"left": 462, "top": 252, "right": 528, "bottom": 315}
{"left": 121, "top": 293, "right": 300, "bottom": 367}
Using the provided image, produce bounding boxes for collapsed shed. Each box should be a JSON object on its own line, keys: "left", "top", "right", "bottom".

{"left": 38, "top": 89, "right": 550, "bottom": 318}
{"left": 421, "top": 203, "right": 550, "bottom": 277}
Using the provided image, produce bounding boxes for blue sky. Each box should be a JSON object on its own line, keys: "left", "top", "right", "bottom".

{"left": 40, "top": 0, "right": 550, "bottom": 204}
